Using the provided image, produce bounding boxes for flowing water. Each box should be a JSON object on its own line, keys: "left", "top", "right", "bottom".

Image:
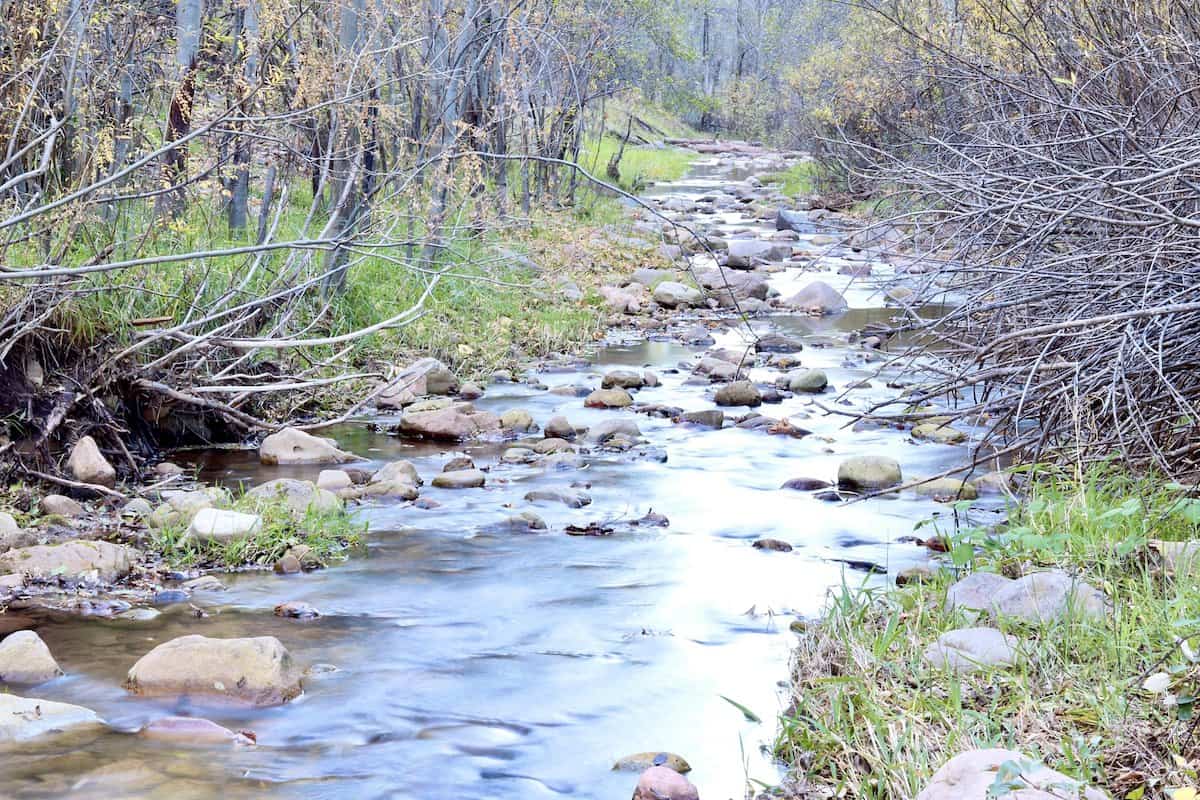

{"left": 1, "top": 154, "right": 1001, "bottom": 799}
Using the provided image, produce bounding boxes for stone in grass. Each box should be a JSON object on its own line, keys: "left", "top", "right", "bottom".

{"left": 187, "top": 508, "right": 263, "bottom": 543}
{"left": 613, "top": 752, "right": 692, "bottom": 773}
{"left": 0, "top": 631, "right": 64, "bottom": 684}
{"left": 125, "top": 635, "right": 303, "bottom": 706}
{"left": 923, "top": 628, "right": 1019, "bottom": 674}
{"left": 946, "top": 571, "right": 1109, "bottom": 623}
{"left": 917, "top": 748, "right": 1108, "bottom": 800}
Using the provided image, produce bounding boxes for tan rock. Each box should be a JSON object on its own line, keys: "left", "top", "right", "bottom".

{"left": 0, "top": 539, "right": 137, "bottom": 582}
{"left": 125, "top": 635, "right": 303, "bottom": 706}
{"left": 259, "top": 427, "right": 360, "bottom": 465}
{"left": 0, "top": 631, "right": 63, "bottom": 683}
{"left": 67, "top": 435, "right": 116, "bottom": 487}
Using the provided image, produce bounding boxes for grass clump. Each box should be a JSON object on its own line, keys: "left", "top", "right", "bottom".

{"left": 776, "top": 468, "right": 1200, "bottom": 799}
{"left": 760, "top": 161, "right": 817, "bottom": 198}
{"left": 579, "top": 136, "right": 698, "bottom": 192}
{"left": 151, "top": 490, "right": 364, "bottom": 571}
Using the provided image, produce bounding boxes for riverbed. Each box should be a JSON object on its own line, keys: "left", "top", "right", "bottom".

{"left": 1, "top": 152, "right": 998, "bottom": 799}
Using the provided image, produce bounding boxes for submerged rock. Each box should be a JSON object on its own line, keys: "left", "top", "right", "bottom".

{"left": 753, "top": 538, "right": 793, "bottom": 552}
{"left": 0, "top": 631, "right": 63, "bottom": 684}
{"left": 259, "top": 428, "right": 360, "bottom": 465}
{"left": 67, "top": 435, "right": 116, "bottom": 487}
{"left": 139, "top": 716, "right": 251, "bottom": 745}
{"left": 914, "top": 478, "right": 978, "bottom": 501}
{"left": 781, "top": 477, "right": 831, "bottom": 491}
{"left": 524, "top": 489, "right": 592, "bottom": 508}
{"left": 614, "top": 752, "right": 692, "bottom": 773}
{"left": 912, "top": 423, "right": 967, "bottom": 444}
{"left": 125, "top": 635, "right": 303, "bottom": 706}
{"left": 918, "top": 749, "right": 1107, "bottom": 800}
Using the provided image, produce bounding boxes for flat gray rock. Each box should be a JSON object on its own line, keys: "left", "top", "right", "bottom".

{"left": 946, "top": 571, "right": 1109, "bottom": 623}
{"left": 924, "top": 627, "right": 1019, "bottom": 673}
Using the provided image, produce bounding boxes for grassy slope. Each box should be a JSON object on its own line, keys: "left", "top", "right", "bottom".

{"left": 778, "top": 470, "right": 1200, "bottom": 799}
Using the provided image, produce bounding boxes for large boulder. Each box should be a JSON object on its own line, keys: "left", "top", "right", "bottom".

{"left": 259, "top": 427, "right": 359, "bottom": 465}
{"left": 67, "top": 436, "right": 116, "bottom": 487}
{"left": 0, "top": 694, "right": 103, "bottom": 742}
{"left": 715, "top": 381, "right": 762, "bottom": 407}
{"left": 186, "top": 508, "right": 263, "bottom": 543}
{"left": 0, "top": 540, "right": 137, "bottom": 582}
{"left": 0, "top": 631, "right": 63, "bottom": 683}
{"left": 125, "top": 635, "right": 303, "bottom": 706}
{"left": 837, "top": 456, "right": 902, "bottom": 491}
{"left": 246, "top": 478, "right": 341, "bottom": 519}
{"left": 377, "top": 358, "right": 460, "bottom": 408}
{"left": 918, "top": 749, "right": 1108, "bottom": 800}
{"left": 399, "top": 404, "right": 501, "bottom": 441}
{"left": 785, "top": 280, "right": 848, "bottom": 315}
{"left": 653, "top": 281, "right": 704, "bottom": 308}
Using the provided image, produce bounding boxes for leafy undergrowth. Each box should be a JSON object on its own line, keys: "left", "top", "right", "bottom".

{"left": 761, "top": 161, "right": 818, "bottom": 198}
{"left": 151, "top": 493, "right": 363, "bottom": 571}
{"left": 776, "top": 469, "right": 1200, "bottom": 799}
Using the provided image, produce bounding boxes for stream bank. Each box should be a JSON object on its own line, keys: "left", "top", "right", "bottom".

{"left": 0, "top": 144, "right": 1007, "bottom": 799}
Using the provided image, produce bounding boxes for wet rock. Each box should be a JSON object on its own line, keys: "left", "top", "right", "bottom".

{"left": 116, "top": 608, "right": 161, "bottom": 622}
{"left": 614, "top": 752, "right": 692, "bottom": 773}
{"left": 714, "top": 381, "right": 762, "bottom": 407}
{"left": 285, "top": 544, "right": 320, "bottom": 569}
{"left": 0, "top": 539, "right": 137, "bottom": 582}
{"left": 259, "top": 427, "right": 360, "bottom": 465}
{"left": 912, "top": 423, "right": 967, "bottom": 444}
{"left": 679, "top": 324, "right": 715, "bottom": 345}
{"left": 788, "top": 368, "right": 828, "bottom": 393}
{"left": 696, "top": 268, "right": 770, "bottom": 303}
{"left": 432, "top": 469, "right": 486, "bottom": 489}
{"left": 154, "top": 461, "right": 185, "bottom": 476}
{"left": 377, "top": 358, "right": 460, "bottom": 408}
{"left": 316, "top": 469, "right": 353, "bottom": 492}
{"left": 274, "top": 601, "right": 320, "bottom": 619}
{"left": 768, "top": 352, "right": 804, "bottom": 368}
{"left": 633, "top": 766, "right": 700, "bottom": 800}
{"left": 781, "top": 477, "right": 831, "bottom": 491}
{"left": 273, "top": 554, "right": 302, "bottom": 574}
{"left": 896, "top": 563, "right": 939, "bottom": 585}
{"left": 918, "top": 748, "right": 1108, "bottom": 800}
{"left": 358, "top": 479, "right": 420, "bottom": 501}
{"left": 0, "top": 694, "right": 103, "bottom": 742}
{"left": 705, "top": 361, "right": 746, "bottom": 383}
{"left": 153, "top": 590, "right": 190, "bottom": 605}
{"left": 41, "top": 494, "right": 83, "bottom": 517}
{"left": 680, "top": 409, "right": 724, "bottom": 428}
{"left": 187, "top": 508, "right": 263, "bottom": 543}
{"left": 67, "top": 436, "right": 116, "bottom": 487}
{"left": 726, "top": 239, "right": 789, "bottom": 268}
{"left": 753, "top": 538, "right": 793, "bottom": 552}
{"left": 501, "top": 447, "right": 538, "bottom": 464}
{"left": 125, "top": 635, "right": 303, "bottom": 706}
{"left": 0, "top": 631, "right": 63, "bottom": 683}
{"left": 247, "top": 479, "right": 341, "bottom": 519}
{"left": 442, "top": 456, "right": 475, "bottom": 472}
{"left": 974, "top": 471, "right": 1015, "bottom": 495}
{"left": 785, "top": 280, "right": 848, "bottom": 315}
{"left": 544, "top": 416, "right": 576, "bottom": 440}
{"left": 837, "top": 456, "right": 902, "bottom": 491}
{"left": 754, "top": 333, "right": 804, "bottom": 353}
{"left": 542, "top": 452, "right": 582, "bottom": 470}
{"left": 525, "top": 489, "right": 592, "bottom": 508}
{"left": 602, "top": 370, "right": 646, "bottom": 390}
{"left": 458, "top": 382, "right": 485, "bottom": 400}
{"left": 500, "top": 408, "right": 536, "bottom": 432}
{"left": 399, "top": 404, "right": 501, "bottom": 441}
{"left": 502, "top": 511, "right": 547, "bottom": 532}
{"left": 775, "top": 208, "right": 809, "bottom": 232}
{"left": 182, "top": 575, "right": 225, "bottom": 592}
{"left": 139, "top": 716, "right": 251, "bottom": 745}
{"left": 585, "top": 388, "right": 634, "bottom": 408}
{"left": 372, "top": 460, "right": 422, "bottom": 487}
{"left": 924, "top": 628, "right": 1019, "bottom": 673}
{"left": 653, "top": 281, "right": 704, "bottom": 308}
{"left": 586, "top": 418, "right": 641, "bottom": 444}
{"left": 914, "top": 478, "right": 978, "bottom": 501}
{"left": 532, "top": 437, "right": 578, "bottom": 455}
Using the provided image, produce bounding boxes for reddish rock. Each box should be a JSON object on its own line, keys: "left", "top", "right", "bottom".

{"left": 633, "top": 766, "right": 699, "bottom": 800}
